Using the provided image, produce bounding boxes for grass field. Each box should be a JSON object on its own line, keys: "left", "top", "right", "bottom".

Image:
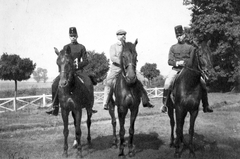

{"left": 0, "top": 92, "right": 239, "bottom": 132}
{"left": 0, "top": 93, "right": 240, "bottom": 159}
{"left": 0, "top": 81, "right": 52, "bottom": 91}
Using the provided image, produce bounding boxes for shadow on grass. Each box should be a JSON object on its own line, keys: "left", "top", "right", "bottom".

{"left": 90, "top": 132, "right": 164, "bottom": 153}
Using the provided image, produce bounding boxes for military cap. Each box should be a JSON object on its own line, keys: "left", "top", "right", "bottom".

{"left": 69, "top": 27, "right": 78, "bottom": 36}
{"left": 174, "top": 25, "right": 184, "bottom": 37}
{"left": 116, "top": 29, "right": 127, "bottom": 35}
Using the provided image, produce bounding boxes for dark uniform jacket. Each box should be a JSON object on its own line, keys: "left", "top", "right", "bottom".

{"left": 168, "top": 42, "right": 195, "bottom": 71}
{"left": 63, "top": 42, "right": 88, "bottom": 70}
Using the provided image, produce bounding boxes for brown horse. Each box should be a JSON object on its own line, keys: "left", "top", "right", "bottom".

{"left": 108, "top": 39, "right": 142, "bottom": 157}
{"left": 56, "top": 46, "right": 94, "bottom": 158}
{"left": 167, "top": 41, "right": 213, "bottom": 158}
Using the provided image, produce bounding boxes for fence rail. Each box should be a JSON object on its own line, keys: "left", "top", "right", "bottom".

{"left": 0, "top": 87, "right": 163, "bottom": 112}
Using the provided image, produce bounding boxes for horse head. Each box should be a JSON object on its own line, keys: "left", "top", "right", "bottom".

{"left": 56, "top": 46, "right": 74, "bottom": 87}
{"left": 186, "top": 40, "right": 213, "bottom": 77}
{"left": 198, "top": 41, "right": 213, "bottom": 76}
{"left": 120, "top": 39, "right": 138, "bottom": 85}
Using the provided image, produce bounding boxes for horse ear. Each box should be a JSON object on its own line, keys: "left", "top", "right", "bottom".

{"left": 54, "top": 47, "right": 59, "bottom": 55}
{"left": 134, "top": 39, "right": 138, "bottom": 46}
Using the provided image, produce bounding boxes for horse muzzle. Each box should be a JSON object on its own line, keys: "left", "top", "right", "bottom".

{"left": 59, "top": 79, "right": 69, "bottom": 87}
{"left": 125, "top": 74, "right": 137, "bottom": 85}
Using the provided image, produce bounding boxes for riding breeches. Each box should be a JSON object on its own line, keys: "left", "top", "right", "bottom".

{"left": 105, "top": 64, "right": 121, "bottom": 87}
{"left": 164, "top": 69, "right": 179, "bottom": 90}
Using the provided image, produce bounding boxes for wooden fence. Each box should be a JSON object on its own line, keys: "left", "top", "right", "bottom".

{"left": 0, "top": 87, "right": 163, "bottom": 112}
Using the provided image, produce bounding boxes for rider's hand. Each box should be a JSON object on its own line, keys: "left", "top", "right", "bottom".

{"left": 176, "top": 60, "right": 185, "bottom": 66}
{"left": 74, "top": 59, "right": 78, "bottom": 69}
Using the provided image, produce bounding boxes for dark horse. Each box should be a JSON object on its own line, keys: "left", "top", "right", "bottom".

{"left": 56, "top": 46, "right": 94, "bottom": 158}
{"left": 108, "top": 39, "right": 141, "bottom": 157}
{"left": 167, "top": 41, "right": 213, "bottom": 158}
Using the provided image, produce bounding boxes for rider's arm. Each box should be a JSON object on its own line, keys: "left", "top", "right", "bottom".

{"left": 78, "top": 46, "right": 89, "bottom": 69}
{"left": 110, "top": 44, "right": 120, "bottom": 64}
{"left": 168, "top": 46, "right": 178, "bottom": 67}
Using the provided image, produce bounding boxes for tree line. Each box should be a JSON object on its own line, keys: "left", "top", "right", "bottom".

{"left": 183, "top": 0, "right": 240, "bottom": 92}
{"left": 1, "top": 0, "right": 240, "bottom": 96}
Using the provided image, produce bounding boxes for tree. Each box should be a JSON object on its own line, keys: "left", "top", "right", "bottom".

{"left": 84, "top": 50, "right": 109, "bottom": 83}
{"left": 33, "top": 67, "right": 48, "bottom": 83}
{"left": 42, "top": 68, "right": 48, "bottom": 83}
{"left": 0, "top": 53, "right": 36, "bottom": 110}
{"left": 183, "top": 0, "right": 240, "bottom": 92}
{"left": 140, "top": 63, "right": 160, "bottom": 85}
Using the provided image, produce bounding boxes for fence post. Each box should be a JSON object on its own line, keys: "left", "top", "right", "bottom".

{"left": 43, "top": 94, "right": 46, "bottom": 107}
{"left": 155, "top": 87, "right": 157, "bottom": 98}
{"left": 14, "top": 97, "right": 16, "bottom": 111}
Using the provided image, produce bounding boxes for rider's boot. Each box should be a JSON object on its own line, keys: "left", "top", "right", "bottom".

{"left": 103, "top": 85, "right": 111, "bottom": 110}
{"left": 139, "top": 82, "right": 154, "bottom": 108}
{"left": 46, "top": 77, "right": 60, "bottom": 116}
{"left": 160, "top": 89, "right": 169, "bottom": 113}
{"left": 202, "top": 88, "right": 213, "bottom": 113}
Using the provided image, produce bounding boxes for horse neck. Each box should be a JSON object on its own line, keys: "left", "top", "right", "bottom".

{"left": 180, "top": 68, "right": 201, "bottom": 89}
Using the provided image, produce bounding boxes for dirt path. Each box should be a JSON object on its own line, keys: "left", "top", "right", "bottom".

{"left": 0, "top": 94, "right": 240, "bottom": 159}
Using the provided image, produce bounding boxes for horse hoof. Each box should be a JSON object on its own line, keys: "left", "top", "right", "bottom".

{"left": 72, "top": 140, "right": 78, "bottom": 149}
{"left": 118, "top": 153, "right": 125, "bottom": 157}
{"left": 118, "top": 150, "right": 124, "bottom": 157}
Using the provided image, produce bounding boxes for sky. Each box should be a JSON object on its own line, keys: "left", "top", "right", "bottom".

{"left": 0, "top": 0, "right": 192, "bottom": 80}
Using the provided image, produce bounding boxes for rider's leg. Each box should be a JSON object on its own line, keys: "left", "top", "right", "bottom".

{"left": 137, "top": 80, "right": 154, "bottom": 108}
{"left": 201, "top": 78, "right": 213, "bottom": 113}
{"left": 46, "top": 76, "right": 60, "bottom": 116}
{"left": 160, "top": 70, "right": 178, "bottom": 113}
{"left": 102, "top": 68, "right": 119, "bottom": 110}
{"left": 103, "top": 85, "right": 111, "bottom": 110}
{"left": 162, "top": 89, "right": 170, "bottom": 113}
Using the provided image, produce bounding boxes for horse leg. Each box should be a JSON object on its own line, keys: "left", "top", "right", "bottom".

{"left": 74, "top": 110, "right": 83, "bottom": 158}
{"left": 61, "top": 109, "right": 69, "bottom": 157}
{"left": 188, "top": 110, "right": 198, "bottom": 158}
{"left": 128, "top": 108, "right": 138, "bottom": 157}
{"left": 108, "top": 99, "right": 118, "bottom": 148}
{"left": 86, "top": 107, "right": 93, "bottom": 148}
{"left": 72, "top": 112, "right": 78, "bottom": 149}
{"left": 118, "top": 107, "right": 128, "bottom": 157}
{"left": 174, "top": 108, "right": 187, "bottom": 158}
{"left": 168, "top": 106, "right": 175, "bottom": 148}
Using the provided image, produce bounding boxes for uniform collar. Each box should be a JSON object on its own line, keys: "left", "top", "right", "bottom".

{"left": 71, "top": 41, "right": 78, "bottom": 44}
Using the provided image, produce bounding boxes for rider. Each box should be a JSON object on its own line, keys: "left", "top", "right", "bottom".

{"left": 103, "top": 29, "right": 155, "bottom": 110}
{"left": 46, "top": 27, "right": 98, "bottom": 116}
{"left": 160, "top": 25, "right": 213, "bottom": 114}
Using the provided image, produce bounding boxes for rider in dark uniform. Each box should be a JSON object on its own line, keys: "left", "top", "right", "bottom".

{"left": 46, "top": 27, "right": 97, "bottom": 116}
{"left": 160, "top": 25, "right": 213, "bottom": 113}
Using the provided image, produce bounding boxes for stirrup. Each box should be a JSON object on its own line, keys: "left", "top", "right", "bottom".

{"left": 161, "top": 105, "right": 168, "bottom": 113}
{"left": 103, "top": 104, "right": 109, "bottom": 110}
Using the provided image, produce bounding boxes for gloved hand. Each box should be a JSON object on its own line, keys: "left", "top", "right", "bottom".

{"left": 74, "top": 59, "right": 78, "bottom": 69}
{"left": 176, "top": 60, "right": 185, "bottom": 66}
